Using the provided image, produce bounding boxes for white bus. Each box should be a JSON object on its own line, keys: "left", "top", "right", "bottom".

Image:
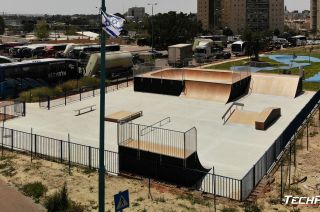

{"left": 231, "top": 41, "right": 247, "bottom": 56}
{"left": 289, "top": 35, "right": 307, "bottom": 46}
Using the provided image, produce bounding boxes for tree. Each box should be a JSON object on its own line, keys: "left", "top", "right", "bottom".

{"left": 223, "top": 27, "right": 234, "bottom": 36}
{"left": 147, "top": 12, "right": 203, "bottom": 50}
{"left": 65, "top": 25, "right": 78, "bottom": 35}
{"left": 273, "top": 28, "right": 280, "bottom": 37}
{"left": 22, "top": 20, "right": 35, "bottom": 33}
{"left": 241, "top": 28, "right": 270, "bottom": 61}
{"left": 0, "top": 16, "right": 5, "bottom": 35}
{"left": 35, "top": 20, "right": 49, "bottom": 39}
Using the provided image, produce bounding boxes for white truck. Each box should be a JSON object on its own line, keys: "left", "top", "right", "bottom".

{"left": 193, "top": 39, "right": 223, "bottom": 60}
{"left": 168, "top": 44, "right": 193, "bottom": 67}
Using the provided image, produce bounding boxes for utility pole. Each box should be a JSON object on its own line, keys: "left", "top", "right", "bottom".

{"left": 99, "top": 0, "right": 107, "bottom": 211}
{"left": 148, "top": 3, "right": 157, "bottom": 52}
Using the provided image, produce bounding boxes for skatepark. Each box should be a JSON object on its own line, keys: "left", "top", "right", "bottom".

{"left": 2, "top": 68, "right": 319, "bottom": 200}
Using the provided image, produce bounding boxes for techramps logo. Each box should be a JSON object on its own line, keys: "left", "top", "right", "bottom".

{"left": 283, "top": 195, "right": 320, "bottom": 206}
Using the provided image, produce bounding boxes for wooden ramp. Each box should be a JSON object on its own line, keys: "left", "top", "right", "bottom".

{"left": 250, "top": 73, "right": 302, "bottom": 98}
{"left": 105, "top": 111, "right": 142, "bottom": 123}
{"left": 228, "top": 107, "right": 281, "bottom": 130}
{"left": 121, "top": 139, "right": 194, "bottom": 159}
{"left": 181, "top": 80, "right": 232, "bottom": 103}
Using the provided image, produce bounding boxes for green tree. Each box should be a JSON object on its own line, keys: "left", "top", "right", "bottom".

{"left": 223, "top": 27, "right": 234, "bottom": 36}
{"left": 242, "top": 28, "right": 269, "bottom": 61}
{"left": 0, "top": 16, "right": 5, "bottom": 35}
{"left": 65, "top": 25, "right": 78, "bottom": 35}
{"left": 147, "top": 12, "right": 203, "bottom": 50}
{"left": 22, "top": 20, "right": 35, "bottom": 33}
{"left": 35, "top": 20, "right": 49, "bottom": 39}
{"left": 273, "top": 28, "right": 280, "bottom": 37}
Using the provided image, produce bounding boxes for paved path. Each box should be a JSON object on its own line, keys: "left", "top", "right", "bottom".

{"left": 0, "top": 180, "right": 45, "bottom": 212}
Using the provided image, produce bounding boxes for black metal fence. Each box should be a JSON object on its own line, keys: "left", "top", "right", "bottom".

{"left": 39, "top": 80, "right": 132, "bottom": 110}
{"left": 241, "top": 90, "right": 320, "bottom": 200}
{"left": 118, "top": 122, "right": 197, "bottom": 160}
{"left": 0, "top": 126, "right": 119, "bottom": 174}
{"left": 0, "top": 101, "right": 26, "bottom": 121}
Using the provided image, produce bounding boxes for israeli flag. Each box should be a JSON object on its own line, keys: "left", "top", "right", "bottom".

{"left": 102, "top": 11, "right": 125, "bottom": 38}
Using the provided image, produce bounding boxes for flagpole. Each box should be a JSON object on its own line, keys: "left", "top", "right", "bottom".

{"left": 99, "top": 0, "right": 106, "bottom": 211}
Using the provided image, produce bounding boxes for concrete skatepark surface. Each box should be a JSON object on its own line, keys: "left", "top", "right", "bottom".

{"left": 5, "top": 87, "right": 316, "bottom": 179}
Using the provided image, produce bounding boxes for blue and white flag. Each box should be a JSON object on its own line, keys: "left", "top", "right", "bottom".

{"left": 102, "top": 11, "right": 125, "bottom": 38}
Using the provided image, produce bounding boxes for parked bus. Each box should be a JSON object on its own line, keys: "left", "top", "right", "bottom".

{"left": 288, "top": 35, "right": 307, "bottom": 46}
{"left": 231, "top": 41, "right": 247, "bottom": 56}
{"left": 0, "top": 58, "right": 82, "bottom": 99}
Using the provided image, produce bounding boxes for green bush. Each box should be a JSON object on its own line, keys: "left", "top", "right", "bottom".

{"left": 45, "top": 183, "right": 84, "bottom": 212}
{"left": 21, "top": 182, "right": 47, "bottom": 203}
{"left": 244, "top": 203, "right": 261, "bottom": 212}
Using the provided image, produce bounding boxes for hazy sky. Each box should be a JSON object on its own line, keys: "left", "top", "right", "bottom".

{"left": 0, "top": 0, "right": 310, "bottom": 15}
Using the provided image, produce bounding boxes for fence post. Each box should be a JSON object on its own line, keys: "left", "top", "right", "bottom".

{"left": 127, "top": 75, "right": 129, "bottom": 87}
{"left": 34, "top": 134, "right": 37, "bottom": 157}
{"left": 80, "top": 88, "right": 82, "bottom": 101}
{"left": 252, "top": 165, "right": 256, "bottom": 188}
{"left": 183, "top": 133, "right": 186, "bottom": 168}
{"left": 68, "top": 141, "right": 71, "bottom": 175}
{"left": 213, "top": 167, "right": 216, "bottom": 212}
{"left": 89, "top": 146, "right": 92, "bottom": 169}
{"left": 60, "top": 140, "right": 63, "bottom": 163}
{"left": 93, "top": 86, "right": 95, "bottom": 97}
{"left": 11, "top": 129, "right": 13, "bottom": 151}
{"left": 65, "top": 91, "right": 67, "bottom": 105}
{"left": 23, "top": 102, "right": 26, "bottom": 116}
{"left": 240, "top": 179, "right": 243, "bottom": 201}
{"left": 137, "top": 125, "right": 140, "bottom": 160}
{"left": 4, "top": 106, "right": 6, "bottom": 122}
{"left": 31, "top": 128, "right": 33, "bottom": 162}
{"left": 307, "top": 121, "right": 309, "bottom": 151}
{"left": 47, "top": 96, "right": 50, "bottom": 110}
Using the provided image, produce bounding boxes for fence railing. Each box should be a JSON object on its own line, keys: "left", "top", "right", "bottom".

{"left": 0, "top": 126, "right": 119, "bottom": 174}
{"left": 0, "top": 101, "right": 26, "bottom": 121}
{"left": 240, "top": 90, "right": 320, "bottom": 200}
{"left": 118, "top": 122, "right": 197, "bottom": 160}
{"left": 39, "top": 79, "right": 132, "bottom": 110}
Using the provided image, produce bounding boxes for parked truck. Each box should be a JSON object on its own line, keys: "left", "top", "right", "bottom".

{"left": 168, "top": 44, "right": 193, "bottom": 67}
{"left": 193, "top": 39, "right": 222, "bottom": 59}
{"left": 85, "top": 51, "right": 133, "bottom": 78}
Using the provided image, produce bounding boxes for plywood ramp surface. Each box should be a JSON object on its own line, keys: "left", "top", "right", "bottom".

{"left": 150, "top": 69, "right": 241, "bottom": 83}
{"left": 182, "top": 80, "right": 231, "bottom": 103}
{"left": 250, "top": 73, "right": 301, "bottom": 97}
{"left": 228, "top": 109, "right": 260, "bottom": 126}
{"left": 121, "top": 139, "right": 193, "bottom": 159}
{"left": 105, "top": 111, "right": 142, "bottom": 123}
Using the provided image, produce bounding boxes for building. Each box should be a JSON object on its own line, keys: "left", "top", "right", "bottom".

{"left": 220, "top": 0, "right": 246, "bottom": 34}
{"left": 311, "top": 0, "right": 320, "bottom": 32}
{"left": 197, "top": 0, "right": 220, "bottom": 31}
{"left": 127, "top": 7, "right": 145, "bottom": 21}
{"left": 197, "top": 0, "right": 284, "bottom": 33}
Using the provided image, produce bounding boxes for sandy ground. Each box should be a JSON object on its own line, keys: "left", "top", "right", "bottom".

{"left": 256, "top": 111, "right": 320, "bottom": 211}
{"left": 0, "top": 150, "right": 237, "bottom": 212}
{"left": 0, "top": 112, "right": 318, "bottom": 212}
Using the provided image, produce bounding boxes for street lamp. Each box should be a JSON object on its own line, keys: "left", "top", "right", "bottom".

{"left": 148, "top": 3, "right": 157, "bottom": 52}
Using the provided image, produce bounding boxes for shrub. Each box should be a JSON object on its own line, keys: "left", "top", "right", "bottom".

{"left": 45, "top": 183, "right": 84, "bottom": 212}
{"left": 244, "top": 203, "right": 262, "bottom": 212}
{"left": 221, "top": 207, "right": 238, "bottom": 212}
{"left": 21, "top": 182, "right": 47, "bottom": 203}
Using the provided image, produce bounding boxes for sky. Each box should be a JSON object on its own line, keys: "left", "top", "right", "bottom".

{"left": 0, "top": 0, "right": 310, "bottom": 15}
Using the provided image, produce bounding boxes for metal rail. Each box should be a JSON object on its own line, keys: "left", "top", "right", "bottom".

{"left": 222, "top": 102, "right": 244, "bottom": 124}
